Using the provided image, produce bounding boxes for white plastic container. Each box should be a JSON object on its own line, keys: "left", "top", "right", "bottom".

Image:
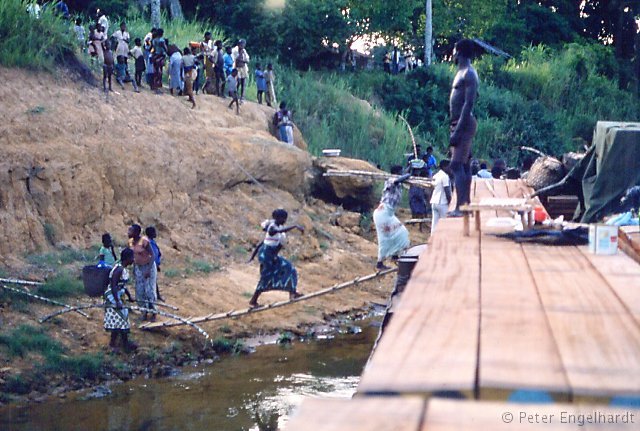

{"left": 588, "top": 224, "right": 619, "bottom": 255}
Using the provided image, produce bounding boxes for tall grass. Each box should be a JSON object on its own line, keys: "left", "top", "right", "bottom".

{"left": 278, "top": 69, "right": 412, "bottom": 169}
{"left": 123, "top": 12, "right": 225, "bottom": 52}
{"left": 0, "top": 0, "right": 75, "bottom": 70}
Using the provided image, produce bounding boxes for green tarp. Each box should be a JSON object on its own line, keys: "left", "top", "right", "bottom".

{"left": 574, "top": 122, "right": 640, "bottom": 223}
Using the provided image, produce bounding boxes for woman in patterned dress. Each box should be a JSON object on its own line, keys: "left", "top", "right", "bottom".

{"left": 104, "top": 248, "right": 137, "bottom": 352}
{"left": 373, "top": 165, "right": 411, "bottom": 270}
{"left": 248, "top": 209, "right": 304, "bottom": 307}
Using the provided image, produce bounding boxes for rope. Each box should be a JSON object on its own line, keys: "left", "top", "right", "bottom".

{"left": 140, "top": 268, "right": 398, "bottom": 330}
{"left": 1, "top": 284, "right": 90, "bottom": 318}
{"left": 39, "top": 304, "right": 210, "bottom": 343}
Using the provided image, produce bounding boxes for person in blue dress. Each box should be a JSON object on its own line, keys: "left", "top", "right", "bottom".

{"left": 248, "top": 209, "right": 305, "bottom": 307}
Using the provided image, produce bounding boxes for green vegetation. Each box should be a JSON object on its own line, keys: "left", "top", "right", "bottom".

{"left": 26, "top": 246, "right": 96, "bottom": 267}
{"left": 0, "top": 324, "right": 63, "bottom": 357}
{"left": 0, "top": 325, "right": 105, "bottom": 384}
{"left": 278, "top": 69, "right": 411, "bottom": 168}
{"left": 0, "top": 0, "right": 75, "bottom": 70}
{"left": 37, "top": 271, "right": 84, "bottom": 298}
{"left": 124, "top": 12, "right": 225, "bottom": 51}
{"left": 211, "top": 336, "right": 245, "bottom": 355}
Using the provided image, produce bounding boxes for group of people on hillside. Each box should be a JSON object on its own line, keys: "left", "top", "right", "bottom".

{"left": 68, "top": 11, "right": 280, "bottom": 114}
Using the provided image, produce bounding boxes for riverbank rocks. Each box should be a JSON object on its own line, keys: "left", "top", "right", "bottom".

{"left": 310, "top": 157, "right": 380, "bottom": 212}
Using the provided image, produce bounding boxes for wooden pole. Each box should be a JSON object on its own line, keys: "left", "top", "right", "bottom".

{"left": 140, "top": 268, "right": 398, "bottom": 330}
{"left": 323, "top": 170, "right": 433, "bottom": 189}
{"left": 0, "top": 277, "right": 43, "bottom": 286}
{"left": 39, "top": 304, "right": 210, "bottom": 342}
{"left": 1, "top": 284, "right": 90, "bottom": 318}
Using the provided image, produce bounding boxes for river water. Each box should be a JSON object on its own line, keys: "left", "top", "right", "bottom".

{"left": 0, "top": 321, "right": 380, "bottom": 431}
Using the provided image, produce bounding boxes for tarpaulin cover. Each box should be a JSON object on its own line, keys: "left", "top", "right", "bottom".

{"left": 574, "top": 122, "right": 640, "bottom": 223}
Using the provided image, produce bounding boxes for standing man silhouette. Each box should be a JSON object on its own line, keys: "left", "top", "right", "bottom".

{"left": 448, "top": 39, "right": 479, "bottom": 216}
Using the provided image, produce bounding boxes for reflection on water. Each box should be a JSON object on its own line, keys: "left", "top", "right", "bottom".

{"left": 0, "top": 322, "right": 379, "bottom": 431}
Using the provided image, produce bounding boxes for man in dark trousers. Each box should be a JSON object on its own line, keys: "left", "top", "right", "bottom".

{"left": 448, "top": 39, "right": 479, "bottom": 216}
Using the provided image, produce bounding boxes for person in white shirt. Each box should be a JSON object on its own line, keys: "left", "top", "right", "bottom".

{"left": 430, "top": 160, "right": 452, "bottom": 234}
{"left": 98, "top": 11, "right": 109, "bottom": 36}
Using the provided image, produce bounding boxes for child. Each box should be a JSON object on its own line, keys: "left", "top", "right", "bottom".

{"left": 103, "top": 40, "right": 115, "bottom": 93}
{"left": 407, "top": 161, "right": 428, "bottom": 231}
{"left": 98, "top": 233, "right": 118, "bottom": 267}
{"left": 194, "top": 54, "right": 205, "bottom": 94}
{"left": 182, "top": 47, "right": 197, "bottom": 109}
{"left": 265, "top": 63, "right": 276, "bottom": 107}
{"left": 255, "top": 63, "right": 267, "bottom": 105}
{"left": 74, "top": 18, "right": 85, "bottom": 52}
{"left": 223, "top": 46, "right": 234, "bottom": 79}
{"left": 104, "top": 248, "right": 137, "bottom": 352}
{"left": 227, "top": 68, "right": 240, "bottom": 115}
{"left": 145, "top": 226, "right": 164, "bottom": 302}
{"left": 214, "top": 40, "right": 225, "bottom": 97}
{"left": 131, "top": 38, "right": 145, "bottom": 89}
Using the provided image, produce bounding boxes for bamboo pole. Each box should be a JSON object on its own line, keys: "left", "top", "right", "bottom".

{"left": 39, "top": 304, "right": 210, "bottom": 342}
{"left": 0, "top": 277, "right": 43, "bottom": 286}
{"left": 323, "top": 170, "right": 433, "bottom": 189}
{"left": 398, "top": 115, "right": 418, "bottom": 159}
{"left": 404, "top": 218, "right": 431, "bottom": 225}
{"left": 140, "top": 268, "right": 398, "bottom": 330}
{"left": 1, "top": 284, "right": 90, "bottom": 318}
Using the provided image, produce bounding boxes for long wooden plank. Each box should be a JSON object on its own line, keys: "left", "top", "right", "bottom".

{"left": 577, "top": 246, "right": 640, "bottom": 322}
{"left": 423, "top": 399, "right": 638, "bottom": 430}
{"left": 524, "top": 244, "right": 640, "bottom": 396}
{"left": 479, "top": 234, "right": 569, "bottom": 394}
{"left": 285, "top": 397, "right": 425, "bottom": 431}
{"left": 524, "top": 245, "right": 632, "bottom": 313}
{"left": 358, "top": 216, "right": 480, "bottom": 395}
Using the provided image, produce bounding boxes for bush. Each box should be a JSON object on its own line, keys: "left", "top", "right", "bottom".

{"left": 0, "top": 0, "right": 75, "bottom": 70}
{"left": 0, "top": 325, "right": 64, "bottom": 357}
{"left": 43, "top": 353, "right": 104, "bottom": 380}
{"left": 278, "top": 69, "right": 412, "bottom": 169}
{"left": 37, "top": 271, "right": 84, "bottom": 298}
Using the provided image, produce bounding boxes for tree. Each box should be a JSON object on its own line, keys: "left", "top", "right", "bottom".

{"left": 151, "top": 0, "right": 160, "bottom": 28}
{"left": 424, "top": 0, "right": 432, "bottom": 65}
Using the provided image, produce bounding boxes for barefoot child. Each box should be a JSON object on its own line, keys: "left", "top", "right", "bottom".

{"left": 182, "top": 47, "right": 197, "bottom": 109}
{"left": 131, "top": 38, "right": 145, "bottom": 89}
{"left": 105, "top": 248, "right": 137, "bottom": 352}
{"left": 227, "top": 68, "right": 240, "bottom": 114}
{"left": 145, "top": 226, "right": 164, "bottom": 302}
{"left": 248, "top": 209, "right": 304, "bottom": 307}
{"left": 103, "top": 40, "right": 115, "bottom": 92}
{"left": 255, "top": 63, "right": 267, "bottom": 104}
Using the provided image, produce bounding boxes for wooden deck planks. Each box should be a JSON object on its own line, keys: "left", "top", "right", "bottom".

{"left": 358, "top": 217, "right": 480, "bottom": 395}
{"left": 523, "top": 244, "right": 640, "bottom": 396}
{"left": 479, "top": 234, "right": 569, "bottom": 393}
{"left": 285, "top": 397, "right": 425, "bottom": 431}
{"left": 577, "top": 246, "right": 640, "bottom": 322}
